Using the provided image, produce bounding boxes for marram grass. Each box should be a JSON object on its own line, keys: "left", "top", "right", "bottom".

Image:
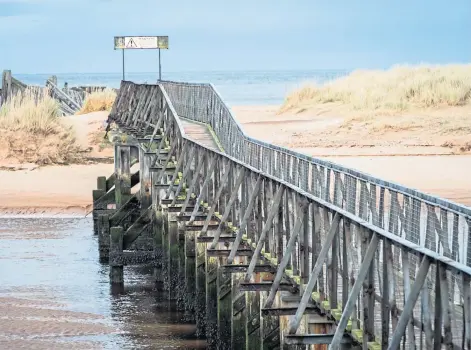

{"left": 77, "top": 88, "right": 117, "bottom": 114}
{"left": 280, "top": 64, "right": 471, "bottom": 113}
{"left": 0, "top": 88, "right": 82, "bottom": 165}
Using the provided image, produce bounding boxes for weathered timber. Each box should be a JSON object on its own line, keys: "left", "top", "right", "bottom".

{"left": 92, "top": 79, "right": 471, "bottom": 350}
{"left": 109, "top": 227, "right": 124, "bottom": 284}
{"left": 115, "top": 144, "right": 132, "bottom": 208}
{"left": 122, "top": 208, "right": 153, "bottom": 250}
{"left": 1, "top": 70, "right": 12, "bottom": 104}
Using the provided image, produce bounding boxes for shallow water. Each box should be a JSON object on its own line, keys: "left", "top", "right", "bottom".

{"left": 0, "top": 217, "right": 206, "bottom": 349}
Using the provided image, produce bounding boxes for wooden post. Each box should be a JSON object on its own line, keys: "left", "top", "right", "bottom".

{"left": 115, "top": 144, "right": 132, "bottom": 208}
{"left": 92, "top": 189, "right": 106, "bottom": 235}
{"left": 153, "top": 208, "right": 164, "bottom": 282}
{"left": 232, "top": 266, "right": 247, "bottom": 348}
{"left": 140, "top": 151, "right": 155, "bottom": 212}
{"left": 246, "top": 280, "right": 261, "bottom": 349}
{"left": 98, "top": 213, "right": 111, "bottom": 262}
{"left": 177, "top": 223, "right": 186, "bottom": 310}
{"left": 195, "top": 232, "right": 207, "bottom": 337}
{"left": 206, "top": 251, "right": 219, "bottom": 347}
{"left": 167, "top": 212, "right": 179, "bottom": 297}
{"left": 217, "top": 264, "right": 232, "bottom": 349}
{"left": 161, "top": 205, "right": 170, "bottom": 285}
{"left": 1, "top": 70, "right": 12, "bottom": 104}
{"left": 47, "top": 75, "right": 58, "bottom": 87}
{"left": 92, "top": 176, "right": 107, "bottom": 235}
{"left": 260, "top": 274, "right": 281, "bottom": 350}
{"left": 184, "top": 227, "right": 197, "bottom": 319}
{"left": 109, "top": 226, "right": 124, "bottom": 284}
{"left": 97, "top": 176, "right": 107, "bottom": 192}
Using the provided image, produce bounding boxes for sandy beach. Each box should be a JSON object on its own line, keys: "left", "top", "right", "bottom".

{"left": 0, "top": 105, "right": 470, "bottom": 215}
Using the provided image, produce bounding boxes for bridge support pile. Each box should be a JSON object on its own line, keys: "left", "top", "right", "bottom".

{"left": 89, "top": 80, "right": 471, "bottom": 350}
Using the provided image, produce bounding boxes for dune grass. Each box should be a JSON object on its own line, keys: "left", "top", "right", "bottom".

{"left": 0, "top": 88, "right": 83, "bottom": 165}
{"left": 77, "top": 88, "right": 117, "bottom": 114}
{"left": 280, "top": 64, "right": 471, "bottom": 113}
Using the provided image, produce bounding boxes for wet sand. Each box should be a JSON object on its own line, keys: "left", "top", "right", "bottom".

{"left": 0, "top": 163, "right": 114, "bottom": 216}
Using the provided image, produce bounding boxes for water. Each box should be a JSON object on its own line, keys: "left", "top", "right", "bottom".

{"left": 15, "top": 70, "right": 349, "bottom": 106}
{"left": 0, "top": 217, "right": 206, "bottom": 349}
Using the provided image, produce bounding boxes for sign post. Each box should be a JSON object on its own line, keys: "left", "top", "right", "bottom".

{"left": 122, "top": 49, "right": 125, "bottom": 80}
{"left": 114, "top": 36, "right": 169, "bottom": 81}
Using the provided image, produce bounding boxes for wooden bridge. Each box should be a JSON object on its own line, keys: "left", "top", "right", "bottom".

{"left": 92, "top": 80, "right": 471, "bottom": 349}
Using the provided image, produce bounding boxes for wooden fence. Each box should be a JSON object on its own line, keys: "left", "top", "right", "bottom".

{"left": 0, "top": 70, "right": 118, "bottom": 116}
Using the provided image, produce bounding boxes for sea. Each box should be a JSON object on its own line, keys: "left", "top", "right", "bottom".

{"left": 14, "top": 70, "right": 349, "bottom": 106}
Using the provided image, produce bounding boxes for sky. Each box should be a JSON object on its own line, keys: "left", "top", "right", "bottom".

{"left": 0, "top": 0, "right": 470, "bottom": 74}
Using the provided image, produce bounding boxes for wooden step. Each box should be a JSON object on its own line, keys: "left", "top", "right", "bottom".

{"left": 239, "top": 282, "right": 298, "bottom": 293}
{"left": 186, "top": 223, "right": 219, "bottom": 231}
{"left": 284, "top": 334, "right": 351, "bottom": 346}
{"left": 197, "top": 235, "right": 236, "bottom": 243}
{"left": 220, "top": 264, "right": 276, "bottom": 273}
{"left": 206, "top": 248, "right": 252, "bottom": 257}
{"left": 137, "top": 136, "right": 162, "bottom": 143}
{"left": 161, "top": 198, "right": 196, "bottom": 206}
{"left": 168, "top": 205, "right": 195, "bottom": 213}
{"left": 149, "top": 166, "right": 176, "bottom": 173}
{"left": 261, "top": 306, "right": 318, "bottom": 316}
{"left": 177, "top": 212, "right": 208, "bottom": 221}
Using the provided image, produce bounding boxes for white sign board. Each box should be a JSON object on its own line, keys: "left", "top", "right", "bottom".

{"left": 114, "top": 36, "right": 168, "bottom": 50}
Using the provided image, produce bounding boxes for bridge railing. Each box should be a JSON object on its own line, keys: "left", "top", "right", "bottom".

{"left": 159, "top": 80, "right": 471, "bottom": 272}
{"left": 110, "top": 80, "right": 471, "bottom": 349}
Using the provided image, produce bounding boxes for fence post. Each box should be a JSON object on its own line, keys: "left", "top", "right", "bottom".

{"left": 1, "top": 70, "right": 12, "bottom": 104}
{"left": 47, "top": 75, "right": 58, "bottom": 86}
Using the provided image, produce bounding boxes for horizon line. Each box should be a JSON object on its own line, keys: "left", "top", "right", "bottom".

{"left": 9, "top": 61, "right": 470, "bottom": 76}
{"left": 12, "top": 68, "right": 353, "bottom": 76}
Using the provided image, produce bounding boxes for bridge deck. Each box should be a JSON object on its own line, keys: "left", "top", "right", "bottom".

{"left": 180, "top": 118, "right": 222, "bottom": 152}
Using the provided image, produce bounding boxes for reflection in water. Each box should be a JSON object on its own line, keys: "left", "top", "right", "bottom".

{"left": 0, "top": 217, "right": 207, "bottom": 349}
